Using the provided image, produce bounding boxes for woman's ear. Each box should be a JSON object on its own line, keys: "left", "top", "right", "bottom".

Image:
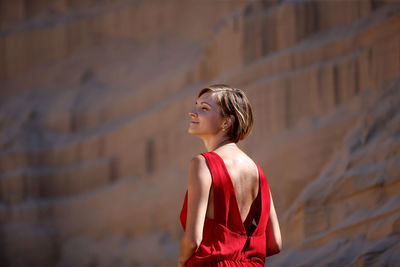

{"left": 222, "top": 115, "right": 234, "bottom": 130}
{"left": 221, "top": 115, "right": 235, "bottom": 131}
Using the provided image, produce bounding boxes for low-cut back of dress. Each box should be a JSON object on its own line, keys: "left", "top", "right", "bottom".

{"left": 180, "top": 151, "right": 271, "bottom": 266}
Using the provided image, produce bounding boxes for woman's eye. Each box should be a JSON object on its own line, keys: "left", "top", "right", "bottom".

{"left": 202, "top": 107, "right": 208, "bottom": 110}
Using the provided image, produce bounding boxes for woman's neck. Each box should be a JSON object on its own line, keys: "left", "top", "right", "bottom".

{"left": 202, "top": 136, "right": 236, "bottom": 152}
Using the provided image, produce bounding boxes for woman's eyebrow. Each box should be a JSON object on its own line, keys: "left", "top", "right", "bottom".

{"left": 195, "top": 101, "right": 212, "bottom": 106}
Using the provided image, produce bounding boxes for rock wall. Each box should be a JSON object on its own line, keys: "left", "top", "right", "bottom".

{"left": 0, "top": 0, "right": 245, "bottom": 84}
{"left": 0, "top": 0, "right": 399, "bottom": 266}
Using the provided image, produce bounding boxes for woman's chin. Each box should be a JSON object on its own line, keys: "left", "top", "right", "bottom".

{"left": 188, "top": 128, "right": 200, "bottom": 135}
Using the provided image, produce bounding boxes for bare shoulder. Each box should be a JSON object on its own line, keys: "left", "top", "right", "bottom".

{"left": 189, "top": 154, "right": 207, "bottom": 167}
{"left": 188, "top": 154, "right": 211, "bottom": 183}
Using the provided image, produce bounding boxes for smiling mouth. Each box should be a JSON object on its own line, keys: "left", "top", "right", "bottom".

{"left": 190, "top": 121, "right": 199, "bottom": 124}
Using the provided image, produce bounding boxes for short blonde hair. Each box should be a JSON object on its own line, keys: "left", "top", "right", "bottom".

{"left": 198, "top": 84, "right": 254, "bottom": 143}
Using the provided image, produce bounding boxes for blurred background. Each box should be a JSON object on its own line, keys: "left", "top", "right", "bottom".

{"left": 0, "top": 0, "right": 399, "bottom": 266}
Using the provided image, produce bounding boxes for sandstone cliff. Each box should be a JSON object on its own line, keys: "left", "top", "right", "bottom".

{"left": 0, "top": 0, "right": 399, "bottom": 266}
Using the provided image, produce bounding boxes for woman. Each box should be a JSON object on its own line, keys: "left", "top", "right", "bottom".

{"left": 179, "top": 84, "right": 282, "bottom": 266}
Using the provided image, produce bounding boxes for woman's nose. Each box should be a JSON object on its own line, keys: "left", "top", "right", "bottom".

{"left": 188, "top": 109, "right": 197, "bottom": 117}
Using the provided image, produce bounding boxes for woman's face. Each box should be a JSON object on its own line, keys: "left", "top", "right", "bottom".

{"left": 188, "top": 91, "right": 225, "bottom": 136}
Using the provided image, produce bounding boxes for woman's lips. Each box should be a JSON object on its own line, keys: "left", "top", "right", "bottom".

{"left": 190, "top": 121, "right": 199, "bottom": 124}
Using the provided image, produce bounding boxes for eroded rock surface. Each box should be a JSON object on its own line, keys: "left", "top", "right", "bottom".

{"left": 0, "top": 0, "right": 399, "bottom": 266}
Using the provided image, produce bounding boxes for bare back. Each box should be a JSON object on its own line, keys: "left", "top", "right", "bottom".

{"left": 205, "top": 146, "right": 260, "bottom": 223}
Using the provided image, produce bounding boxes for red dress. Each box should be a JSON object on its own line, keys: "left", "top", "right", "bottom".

{"left": 180, "top": 151, "right": 271, "bottom": 266}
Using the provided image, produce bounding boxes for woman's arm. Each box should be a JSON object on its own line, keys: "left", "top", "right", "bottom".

{"left": 178, "top": 155, "right": 212, "bottom": 266}
{"left": 266, "top": 190, "right": 282, "bottom": 256}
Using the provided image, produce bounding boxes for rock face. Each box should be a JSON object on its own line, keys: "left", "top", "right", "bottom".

{"left": 0, "top": 0, "right": 399, "bottom": 266}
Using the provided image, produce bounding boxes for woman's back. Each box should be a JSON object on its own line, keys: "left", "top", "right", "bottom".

{"left": 205, "top": 146, "right": 260, "bottom": 224}
{"left": 180, "top": 150, "right": 270, "bottom": 266}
